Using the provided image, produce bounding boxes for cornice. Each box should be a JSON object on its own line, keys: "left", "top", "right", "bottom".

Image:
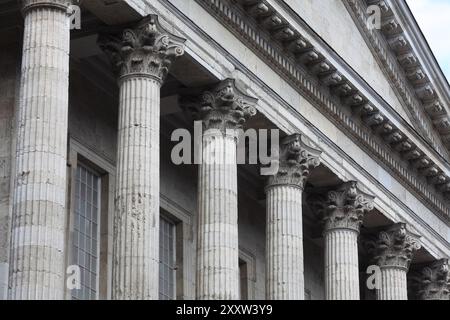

{"left": 345, "top": 0, "right": 450, "bottom": 159}
{"left": 194, "top": 0, "right": 450, "bottom": 223}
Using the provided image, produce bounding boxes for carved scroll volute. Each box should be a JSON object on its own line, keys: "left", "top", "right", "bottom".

{"left": 366, "top": 223, "right": 422, "bottom": 271}
{"left": 410, "top": 259, "right": 450, "bottom": 300}
{"left": 309, "top": 181, "right": 375, "bottom": 233}
{"left": 266, "top": 134, "right": 322, "bottom": 190}
{"left": 197, "top": 79, "right": 257, "bottom": 132}
{"left": 98, "top": 14, "right": 186, "bottom": 82}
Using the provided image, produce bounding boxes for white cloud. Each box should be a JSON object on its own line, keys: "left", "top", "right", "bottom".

{"left": 406, "top": 0, "right": 450, "bottom": 80}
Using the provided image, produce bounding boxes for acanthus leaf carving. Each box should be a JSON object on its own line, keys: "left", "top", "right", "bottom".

{"left": 196, "top": 0, "right": 450, "bottom": 222}
{"left": 366, "top": 223, "right": 421, "bottom": 271}
{"left": 98, "top": 15, "right": 186, "bottom": 82}
{"left": 409, "top": 259, "right": 450, "bottom": 300}
{"left": 266, "top": 134, "right": 321, "bottom": 190}
{"left": 309, "top": 181, "right": 375, "bottom": 233}
{"left": 187, "top": 79, "right": 258, "bottom": 133}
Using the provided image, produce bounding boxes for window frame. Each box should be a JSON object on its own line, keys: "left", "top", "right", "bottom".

{"left": 238, "top": 248, "right": 257, "bottom": 300}
{"left": 160, "top": 196, "right": 195, "bottom": 300}
{"left": 65, "top": 138, "right": 115, "bottom": 300}
{"left": 159, "top": 214, "right": 178, "bottom": 300}
{"left": 71, "top": 163, "right": 102, "bottom": 300}
{"left": 66, "top": 139, "right": 195, "bottom": 300}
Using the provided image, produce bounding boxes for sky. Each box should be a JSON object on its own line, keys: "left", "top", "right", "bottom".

{"left": 406, "top": 0, "right": 450, "bottom": 82}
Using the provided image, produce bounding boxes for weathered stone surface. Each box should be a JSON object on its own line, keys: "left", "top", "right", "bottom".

{"left": 267, "top": 134, "right": 321, "bottom": 190}
{"left": 366, "top": 223, "right": 421, "bottom": 300}
{"left": 9, "top": 0, "right": 71, "bottom": 300}
{"left": 265, "top": 134, "right": 321, "bottom": 300}
{"left": 98, "top": 15, "right": 185, "bottom": 82}
{"left": 410, "top": 259, "right": 450, "bottom": 300}
{"left": 310, "top": 182, "right": 374, "bottom": 300}
{"left": 196, "top": 79, "right": 256, "bottom": 300}
{"left": 0, "top": 46, "right": 17, "bottom": 301}
{"left": 187, "top": 78, "right": 257, "bottom": 133}
{"left": 99, "top": 15, "right": 185, "bottom": 300}
{"left": 1, "top": 0, "right": 448, "bottom": 302}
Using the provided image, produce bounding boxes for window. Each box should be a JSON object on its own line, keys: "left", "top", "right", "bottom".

{"left": 71, "top": 164, "right": 101, "bottom": 300}
{"left": 159, "top": 216, "right": 176, "bottom": 300}
{"left": 238, "top": 249, "right": 256, "bottom": 300}
{"left": 239, "top": 259, "right": 249, "bottom": 300}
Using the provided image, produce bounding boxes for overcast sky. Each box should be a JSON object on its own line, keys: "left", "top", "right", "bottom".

{"left": 406, "top": 0, "right": 450, "bottom": 81}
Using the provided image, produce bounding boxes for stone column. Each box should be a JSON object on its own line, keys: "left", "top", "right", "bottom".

{"left": 410, "top": 259, "right": 449, "bottom": 300}
{"left": 265, "top": 134, "right": 321, "bottom": 300}
{"left": 8, "top": 0, "right": 73, "bottom": 300}
{"left": 367, "top": 223, "right": 421, "bottom": 300}
{"left": 98, "top": 15, "right": 185, "bottom": 300}
{"left": 311, "top": 182, "right": 374, "bottom": 300}
{"left": 195, "top": 79, "right": 257, "bottom": 300}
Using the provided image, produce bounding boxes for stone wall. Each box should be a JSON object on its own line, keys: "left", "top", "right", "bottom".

{"left": 68, "top": 69, "right": 118, "bottom": 163}
{"left": 0, "top": 44, "right": 18, "bottom": 300}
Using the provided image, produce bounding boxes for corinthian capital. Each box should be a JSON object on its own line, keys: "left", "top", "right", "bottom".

{"left": 98, "top": 15, "right": 186, "bottom": 82}
{"left": 410, "top": 259, "right": 450, "bottom": 300}
{"left": 266, "top": 134, "right": 321, "bottom": 190}
{"left": 22, "top": 0, "right": 73, "bottom": 12}
{"left": 367, "top": 223, "right": 421, "bottom": 271}
{"left": 310, "top": 181, "right": 375, "bottom": 232}
{"left": 187, "top": 79, "right": 257, "bottom": 132}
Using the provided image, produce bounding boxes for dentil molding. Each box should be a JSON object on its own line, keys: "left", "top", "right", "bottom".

{"left": 194, "top": 0, "right": 450, "bottom": 223}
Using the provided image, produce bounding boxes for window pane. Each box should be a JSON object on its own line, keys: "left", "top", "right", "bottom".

{"left": 71, "top": 164, "right": 101, "bottom": 300}
{"left": 159, "top": 217, "right": 176, "bottom": 300}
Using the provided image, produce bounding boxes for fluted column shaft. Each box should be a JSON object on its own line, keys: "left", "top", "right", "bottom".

{"left": 266, "top": 185, "right": 304, "bottom": 300}
{"left": 368, "top": 223, "right": 421, "bottom": 301}
{"left": 264, "top": 134, "right": 321, "bottom": 300}
{"left": 193, "top": 79, "right": 256, "bottom": 300}
{"left": 324, "top": 229, "right": 360, "bottom": 300}
{"left": 377, "top": 267, "right": 408, "bottom": 300}
{"left": 99, "top": 15, "right": 185, "bottom": 300}
{"left": 9, "top": 0, "right": 72, "bottom": 300}
{"left": 310, "top": 182, "right": 374, "bottom": 301}
{"left": 197, "top": 130, "right": 239, "bottom": 300}
{"left": 112, "top": 75, "right": 161, "bottom": 300}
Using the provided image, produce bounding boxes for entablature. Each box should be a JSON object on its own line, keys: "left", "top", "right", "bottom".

{"left": 345, "top": 0, "right": 450, "bottom": 159}
{"left": 193, "top": 0, "right": 450, "bottom": 223}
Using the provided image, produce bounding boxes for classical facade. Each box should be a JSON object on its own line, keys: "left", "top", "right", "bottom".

{"left": 0, "top": 0, "right": 449, "bottom": 300}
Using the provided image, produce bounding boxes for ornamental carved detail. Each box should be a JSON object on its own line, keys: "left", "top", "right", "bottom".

{"left": 366, "top": 223, "right": 421, "bottom": 271}
{"left": 309, "top": 181, "right": 375, "bottom": 233}
{"left": 410, "top": 259, "right": 450, "bottom": 300}
{"left": 186, "top": 79, "right": 257, "bottom": 132}
{"left": 195, "top": 0, "right": 450, "bottom": 223}
{"left": 22, "top": 0, "right": 73, "bottom": 12}
{"left": 266, "top": 134, "right": 321, "bottom": 190}
{"left": 98, "top": 15, "right": 186, "bottom": 81}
